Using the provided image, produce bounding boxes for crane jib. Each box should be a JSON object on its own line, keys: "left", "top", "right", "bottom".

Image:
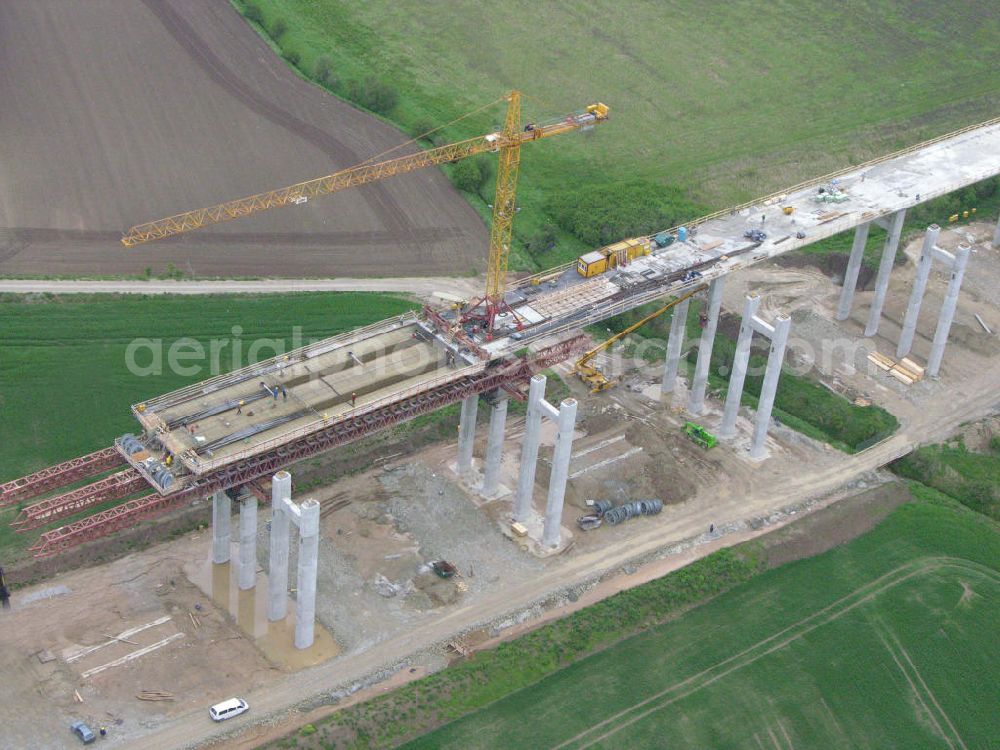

{"left": 120, "top": 95, "right": 608, "bottom": 248}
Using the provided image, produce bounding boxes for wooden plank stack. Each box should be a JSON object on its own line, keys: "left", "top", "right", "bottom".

{"left": 136, "top": 690, "right": 175, "bottom": 702}
{"left": 867, "top": 352, "right": 924, "bottom": 384}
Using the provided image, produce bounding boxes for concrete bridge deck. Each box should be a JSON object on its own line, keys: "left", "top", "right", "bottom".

{"left": 122, "top": 117, "right": 1000, "bottom": 493}
{"left": 481, "top": 117, "right": 1000, "bottom": 355}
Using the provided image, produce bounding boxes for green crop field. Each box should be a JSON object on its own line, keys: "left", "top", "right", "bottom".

{"left": 0, "top": 292, "right": 417, "bottom": 482}
{"left": 233, "top": 0, "right": 1000, "bottom": 268}
{"left": 403, "top": 498, "right": 1000, "bottom": 750}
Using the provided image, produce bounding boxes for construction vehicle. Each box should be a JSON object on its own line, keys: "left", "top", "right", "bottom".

{"left": 574, "top": 285, "right": 705, "bottom": 392}
{"left": 122, "top": 92, "right": 609, "bottom": 332}
{"left": 430, "top": 560, "right": 457, "bottom": 578}
{"left": 683, "top": 421, "right": 717, "bottom": 449}
{"left": 653, "top": 231, "right": 676, "bottom": 248}
{"left": 576, "top": 236, "right": 652, "bottom": 277}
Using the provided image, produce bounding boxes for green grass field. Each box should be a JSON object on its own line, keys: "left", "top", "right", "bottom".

{"left": 892, "top": 440, "right": 1000, "bottom": 520}
{"left": 232, "top": 0, "right": 1000, "bottom": 268}
{"left": 0, "top": 292, "right": 417, "bottom": 482}
{"left": 403, "top": 498, "right": 1000, "bottom": 750}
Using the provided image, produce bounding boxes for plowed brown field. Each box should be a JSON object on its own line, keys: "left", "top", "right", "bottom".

{"left": 0, "top": 0, "right": 487, "bottom": 277}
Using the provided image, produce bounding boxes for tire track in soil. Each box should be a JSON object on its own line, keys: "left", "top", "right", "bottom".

{"left": 139, "top": 0, "right": 412, "bottom": 239}
{"left": 876, "top": 623, "right": 968, "bottom": 750}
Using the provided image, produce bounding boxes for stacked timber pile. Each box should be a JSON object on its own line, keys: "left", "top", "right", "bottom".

{"left": 868, "top": 352, "right": 925, "bottom": 384}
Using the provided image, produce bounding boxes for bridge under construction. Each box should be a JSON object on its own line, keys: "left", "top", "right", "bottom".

{"left": 3, "top": 116, "right": 1000, "bottom": 558}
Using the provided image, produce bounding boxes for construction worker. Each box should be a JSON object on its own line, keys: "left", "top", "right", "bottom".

{"left": 99, "top": 726, "right": 107, "bottom": 737}
{"left": 280, "top": 385, "right": 288, "bottom": 400}
{"left": 164, "top": 453, "right": 173, "bottom": 467}
{"left": 351, "top": 392, "right": 357, "bottom": 407}
{"left": 236, "top": 400, "right": 244, "bottom": 415}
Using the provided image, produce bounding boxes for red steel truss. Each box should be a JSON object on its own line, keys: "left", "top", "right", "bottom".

{"left": 0, "top": 448, "right": 124, "bottom": 508}
{"left": 13, "top": 469, "right": 149, "bottom": 530}
{"left": 29, "top": 337, "right": 585, "bottom": 558}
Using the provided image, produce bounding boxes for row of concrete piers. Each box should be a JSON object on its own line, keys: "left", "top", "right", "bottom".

{"left": 210, "top": 470, "right": 319, "bottom": 650}
{"left": 456, "top": 376, "right": 579, "bottom": 549}
{"left": 451, "top": 218, "right": 997, "bottom": 546}
{"left": 838, "top": 218, "right": 976, "bottom": 377}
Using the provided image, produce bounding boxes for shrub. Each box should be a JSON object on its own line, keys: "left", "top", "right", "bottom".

{"left": 892, "top": 445, "right": 1000, "bottom": 520}
{"left": 526, "top": 222, "right": 558, "bottom": 254}
{"left": 546, "top": 180, "right": 701, "bottom": 247}
{"left": 451, "top": 159, "right": 483, "bottom": 193}
{"left": 410, "top": 119, "right": 436, "bottom": 140}
{"left": 270, "top": 17, "right": 288, "bottom": 39}
{"left": 243, "top": 1, "right": 264, "bottom": 25}
{"left": 284, "top": 49, "right": 301, "bottom": 67}
{"left": 364, "top": 78, "right": 399, "bottom": 115}
{"left": 345, "top": 76, "right": 399, "bottom": 115}
{"left": 314, "top": 55, "right": 334, "bottom": 85}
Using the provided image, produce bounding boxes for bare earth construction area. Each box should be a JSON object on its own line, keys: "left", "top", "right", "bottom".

{"left": 0, "top": 0, "right": 486, "bottom": 277}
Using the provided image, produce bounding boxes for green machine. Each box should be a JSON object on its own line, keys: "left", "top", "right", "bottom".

{"left": 683, "top": 422, "right": 717, "bottom": 449}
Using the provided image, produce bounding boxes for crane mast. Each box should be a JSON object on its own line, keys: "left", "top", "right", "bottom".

{"left": 485, "top": 90, "right": 522, "bottom": 326}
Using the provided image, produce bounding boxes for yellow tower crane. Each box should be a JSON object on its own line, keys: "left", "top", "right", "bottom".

{"left": 122, "top": 91, "right": 609, "bottom": 328}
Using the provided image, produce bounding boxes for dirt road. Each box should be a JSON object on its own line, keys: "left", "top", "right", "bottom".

{"left": 0, "top": 277, "right": 483, "bottom": 302}
{"left": 0, "top": 1, "right": 487, "bottom": 277}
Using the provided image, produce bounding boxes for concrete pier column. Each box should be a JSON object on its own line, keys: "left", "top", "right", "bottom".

{"left": 926, "top": 243, "right": 971, "bottom": 377}
{"left": 661, "top": 297, "right": 691, "bottom": 394}
{"left": 897, "top": 225, "right": 940, "bottom": 358}
{"left": 481, "top": 393, "right": 509, "bottom": 497}
{"left": 294, "top": 498, "right": 320, "bottom": 650}
{"left": 688, "top": 277, "right": 725, "bottom": 415}
{"left": 457, "top": 395, "right": 479, "bottom": 477}
{"left": 211, "top": 491, "right": 232, "bottom": 564}
{"left": 719, "top": 295, "right": 761, "bottom": 438}
{"left": 836, "top": 222, "right": 871, "bottom": 320}
{"left": 267, "top": 471, "right": 291, "bottom": 622}
{"left": 750, "top": 315, "right": 791, "bottom": 460}
{"left": 542, "top": 398, "right": 578, "bottom": 548}
{"left": 514, "top": 375, "right": 546, "bottom": 522}
{"left": 238, "top": 495, "right": 258, "bottom": 591}
{"left": 865, "top": 209, "right": 906, "bottom": 337}
{"left": 993, "top": 211, "right": 1000, "bottom": 248}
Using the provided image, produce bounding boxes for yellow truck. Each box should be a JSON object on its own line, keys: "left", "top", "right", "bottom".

{"left": 576, "top": 237, "right": 652, "bottom": 277}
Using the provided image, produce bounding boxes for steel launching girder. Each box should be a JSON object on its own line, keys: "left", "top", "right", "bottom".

{"left": 14, "top": 469, "right": 148, "bottom": 530}
{"left": 0, "top": 448, "right": 125, "bottom": 508}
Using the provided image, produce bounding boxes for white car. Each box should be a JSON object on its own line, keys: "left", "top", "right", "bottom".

{"left": 209, "top": 697, "right": 249, "bottom": 722}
